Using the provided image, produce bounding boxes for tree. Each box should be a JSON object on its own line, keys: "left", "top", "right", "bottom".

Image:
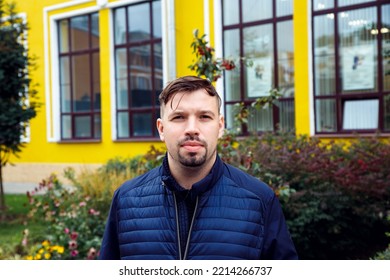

{"left": 0, "top": 0, "right": 39, "bottom": 214}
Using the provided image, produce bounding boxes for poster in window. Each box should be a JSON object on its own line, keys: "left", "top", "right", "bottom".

{"left": 246, "top": 56, "right": 272, "bottom": 97}
{"left": 342, "top": 44, "right": 374, "bottom": 91}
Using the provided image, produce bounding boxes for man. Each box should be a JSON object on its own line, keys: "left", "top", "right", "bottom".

{"left": 99, "top": 75, "right": 298, "bottom": 260}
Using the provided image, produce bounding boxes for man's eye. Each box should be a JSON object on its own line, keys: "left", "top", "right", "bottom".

{"left": 200, "top": 115, "right": 212, "bottom": 120}
{"left": 172, "top": 115, "right": 184, "bottom": 120}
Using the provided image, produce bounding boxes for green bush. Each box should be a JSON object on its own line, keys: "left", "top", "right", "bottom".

{"left": 19, "top": 145, "right": 166, "bottom": 260}
{"left": 218, "top": 131, "right": 390, "bottom": 259}
{"left": 20, "top": 134, "right": 389, "bottom": 260}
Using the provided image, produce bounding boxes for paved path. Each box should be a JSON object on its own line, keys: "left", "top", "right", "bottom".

{"left": 2, "top": 182, "right": 38, "bottom": 194}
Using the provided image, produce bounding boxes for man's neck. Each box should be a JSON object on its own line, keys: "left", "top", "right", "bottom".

{"left": 168, "top": 156, "right": 216, "bottom": 190}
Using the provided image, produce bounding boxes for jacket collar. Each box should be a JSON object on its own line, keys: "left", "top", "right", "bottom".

{"left": 161, "top": 153, "right": 224, "bottom": 197}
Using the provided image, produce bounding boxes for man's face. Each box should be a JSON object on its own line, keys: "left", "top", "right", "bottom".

{"left": 157, "top": 89, "right": 224, "bottom": 169}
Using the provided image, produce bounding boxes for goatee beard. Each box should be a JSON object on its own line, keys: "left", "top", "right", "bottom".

{"left": 177, "top": 136, "right": 207, "bottom": 167}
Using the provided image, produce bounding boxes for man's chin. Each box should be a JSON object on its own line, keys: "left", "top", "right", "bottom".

{"left": 178, "top": 153, "right": 206, "bottom": 167}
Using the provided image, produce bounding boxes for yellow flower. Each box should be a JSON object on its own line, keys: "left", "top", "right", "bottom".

{"left": 56, "top": 246, "right": 65, "bottom": 254}
{"left": 44, "top": 253, "right": 51, "bottom": 260}
{"left": 41, "top": 240, "right": 50, "bottom": 247}
{"left": 51, "top": 245, "right": 65, "bottom": 254}
{"left": 34, "top": 254, "right": 42, "bottom": 260}
{"left": 38, "top": 248, "right": 44, "bottom": 254}
{"left": 26, "top": 255, "right": 33, "bottom": 260}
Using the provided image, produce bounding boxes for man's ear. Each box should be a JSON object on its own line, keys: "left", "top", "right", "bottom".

{"left": 218, "top": 115, "right": 225, "bottom": 139}
{"left": 156, "top": 118, "right": 165, "bottom": 141}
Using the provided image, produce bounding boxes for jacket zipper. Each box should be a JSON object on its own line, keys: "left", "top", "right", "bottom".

{"left": 173, "top": 193, "right": 183, "bottom": 260}
{"left": 173, "top": 192, "right": 199, "bottom": 260}
{"left": 183, "top": 196, "right": 199, "bottom": 260}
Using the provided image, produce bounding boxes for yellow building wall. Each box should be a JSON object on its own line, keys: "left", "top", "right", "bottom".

{"left": 293, "top": 0, "right": 311, "bottom": 137}
{"left": 6, "top": 0, "right": 368, "bottom": 184}
{"left": 2, "top": 0, "right": 212, "bottom": 184}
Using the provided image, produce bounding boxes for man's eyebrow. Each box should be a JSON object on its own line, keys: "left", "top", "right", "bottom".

{"left": 199, "top": 110, "right": 216, "bottom": 116}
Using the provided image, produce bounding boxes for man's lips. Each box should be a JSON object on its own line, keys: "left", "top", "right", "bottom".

{"left": 181, "top": 141, "right": 204, "bottom": 152}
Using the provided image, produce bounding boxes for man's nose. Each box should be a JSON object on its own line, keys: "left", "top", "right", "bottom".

{"left": 184, "top": 116, "right": 200, "bottom": 135}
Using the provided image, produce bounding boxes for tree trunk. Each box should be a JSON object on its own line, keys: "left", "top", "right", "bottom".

{"left": 0, "top": 162, "right": 6, "bottom": 221}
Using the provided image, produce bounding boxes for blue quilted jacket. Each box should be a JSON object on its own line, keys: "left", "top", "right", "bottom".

{"left": 99, "top": 155, "right": 298, "bottom": 260}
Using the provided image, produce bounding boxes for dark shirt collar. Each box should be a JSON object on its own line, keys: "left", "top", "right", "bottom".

{"left": 161, "top": 153, "right": 224, "bottom": 197}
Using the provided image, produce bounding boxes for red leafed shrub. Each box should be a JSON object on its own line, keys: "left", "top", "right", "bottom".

{"left": 218, "top": 131, "right": 390, "bottom": 259}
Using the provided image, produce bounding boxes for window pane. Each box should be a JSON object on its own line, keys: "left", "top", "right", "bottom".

{"left": 130, "top": 45, "right": 152, "bottom": 108}
{"left": 131, "top": 77, "right": 152, "bottom": 108}
{"left": 152, "top": 1, "right": 162, "bottom": 38}
{"left": 72, "top": 54, "right": 91, "bottom": 112}
{"left": 222, "top": 0, "right": 239, "bottom": 25}
{"left": 61, "top": 115, "right": 71, "bottom": 139}
{"left": 114, "top": 8, "right": 126, "bottom": 45}
{"left": 316, "top": 99, "right": 336, "bottom": 132}
{"left": 91, "top": 13, "right": 99, "bottom": 49}
{"left": 277, "top": 20, "right": 294, "bottom": 97}
{"left": 58, "top": 19, "right": 69, "bottom": 53}
{"left": 279, "top": 100, "right": 295, "bottom": 132}
{"left": 342, "top": 99, "right": 378, "bottom": 130}
{"left": 384, "top": 94, "right": 390, "bottom": 131}
{"left": 243, "top": 25, "right": 274, "bottom": 98}
{"left": 339, "top": 7, "right": 377, "bottom": 94}
{"left": 132, "top": 113, "right": 152, "bottom": 136}
{"left": 224, "top": 29, "right": 241, "bottom": 101}
{"left": 117, "top": 79, "right": 128, "bottom": 109}
{"left": 70, "top": 15, "right": 89, "bottom": 51}
{"left": 314, "top": 14, "right": 336, "bottom": 96}
{"left": 338, "top": 0, "right": 372, "bottom": 7}
{"left": 118, "top": 112, "right": 129, "bottom": 138}
{"left": 115, "top": 48, "right": 128, "bottom": 109}
{"left": 128, "top": 2, "right": 150, "bottom": 42}
{"left": 313, "top": 0, "right": 334, "bottom": 11}
{"left": 225, "top": 104, "right": 241, "bottom": 132}
{"left": 382, "top": 4, "right": 390, "bottom": 91}
{"left": 92, "top": 52, "right": 101, "bottom": 110}
{"left": 94, "top": 114, "right": 101, "bottom": 139}
{"left": 60, "top": 57, "right": 71, "bottom": 112}
{"left": 276, "top": 0, "right": 293, "bottom": 17}
{"left": 75, "top": 115, "right": 91, "bottom": 138}
{"left": 247, "top": 106, "right": 273, "bottom": 132}
{"left": 154, "top": 42, "right": 163, "bottom": 72}
{"left": 242, "top": 0, "right": 272, "bottom": 23}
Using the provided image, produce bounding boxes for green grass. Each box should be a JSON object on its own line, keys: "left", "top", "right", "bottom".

{"left": 0, "top": 194, "right": 46, "bottom": 258}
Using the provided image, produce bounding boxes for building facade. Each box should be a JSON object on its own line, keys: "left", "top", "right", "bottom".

{"left": 3, "top": 0, "right": 390, "bottom": 184}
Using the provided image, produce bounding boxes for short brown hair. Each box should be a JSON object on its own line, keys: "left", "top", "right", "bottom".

{"left": 159, "top": 76, "right": 222, "bottom": 113}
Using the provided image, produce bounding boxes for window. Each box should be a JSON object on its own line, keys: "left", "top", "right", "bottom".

{"left": 58, "top": 13, "right": 101, "bottom": 140}
{"left": 114, "top": 0, "right": 162, "bottom": 139}
{"left": 222, "top": 0, "right": 295, "bottom": 134}
{"left": 313, "top": 0, "right": 390, "bottom": 134}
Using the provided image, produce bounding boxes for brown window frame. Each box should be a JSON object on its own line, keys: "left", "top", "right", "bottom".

{"left": 58, "top": 13, "right": 101, "bottom": 141}
{"left": 221, "top": 0, "right": 295, "bottom": 135}
{"left": 113, "top": 0, "right": 162, "bottom": 140}
{"left": 312, "top": 0, "right": 390, "bottom": 135}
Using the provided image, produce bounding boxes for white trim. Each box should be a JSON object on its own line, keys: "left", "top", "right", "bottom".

{"left": 203, "top": 0, "right": 210, "bottom": 45}
{"left": 307, "top": 0, "right": 314, "bottom": 136}
{"left": 164, "top": 0, "right": 176, "bottom": 82}
{"left": 43, "top": 0, "right": 93, "bottom": 142}
{"left": 96, "top": 0, "right": 108, "bottom": 8}
{"left": 45, "top": 6, "right": 99, "bottom": 142}
{"left": 213, "top": 0, "right": 225, "bottom": 118}
{"left": 105, "top": 0, "right": 145, "bottom": 9}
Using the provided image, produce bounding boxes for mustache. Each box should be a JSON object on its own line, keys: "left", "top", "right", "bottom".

{"left": 178, "top": 136, "right": 206, "bottom": 146}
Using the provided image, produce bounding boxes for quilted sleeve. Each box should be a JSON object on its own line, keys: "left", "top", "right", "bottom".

{"left": 260, "top": 194, "right": 298, "bottom": 260}
{"left": 99, "top": 190, "right": 121, "bottom": 260}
